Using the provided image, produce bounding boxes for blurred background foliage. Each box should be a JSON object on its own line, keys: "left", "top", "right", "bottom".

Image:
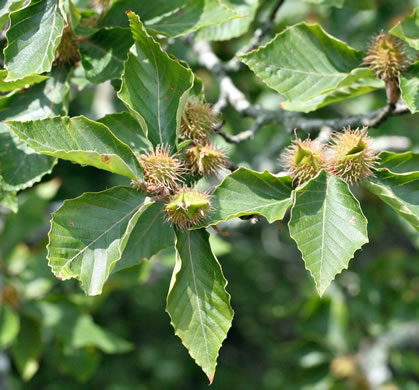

{"left": 1, "top": 0, "right": 419, "bottom": 389}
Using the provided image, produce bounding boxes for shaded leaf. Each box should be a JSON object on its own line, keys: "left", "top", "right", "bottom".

{"left": 11, "top": 316, "right": 41, "bottom": 381}
{"left": 0, "top": 70, "right": 48, "bottom": 93}
{"left": 0, "top": 0, "right": 25, "bottom": 31}
{"left": 4, "top": 0, "right": 65, "bottom": 80}
{"left": 0, "top": 303, "right": 19, "bottom": 348}
{"left": 97, "top": 112, "right": 152, "bottom": 156}
{"left": 114, "top": 203, "right": 174, "bottom": 272}
{"left": 195, "top": 0, "right": 259, "bottom": 41}
{"left": 390, "top": 8, "right": 419, "bottom": 50}
{"left": 379, "top": 151, "right": 419, "bottom": 174}
{"left": 118, "top": 13, "right": 194, "bottom": 147}
{"left": 0, "top": 123, "right": 57, "bottom": 192}
{"left": 362, "top": 169, "right": 419, "bottom": 231}
{"left": 58, "top": 347, "right": 99, "bottom": 383}
{"left": 197, "top": 168, "right": 294, "bottom": 227}
{"left": 79, "top": 27, "right": 133, "bottom": 84}
{"left": 399, "top": 61, "right": 419, "bottom": 114}
{"left": 100, "top": 0, "right": 240, "bottom": 37}
{"left": 0, "top": 66, "right": 71, "bottom": 121}
{"left": 240, "top": 23, "right": 364, "bottom": 111}
{"left": 47, "top": 186, "right": 153, "bottom": 295}
{"left": 167, "top": 229, "right": 233, "bottom": 383}
{"left": 289, "top": 170, "right": 368, "bottom": 295}
{"left": 7, "top": 116, "right": 143, "bottom": 180}
{"left": 0, "top": 182, "right": 18, "bottom": 213}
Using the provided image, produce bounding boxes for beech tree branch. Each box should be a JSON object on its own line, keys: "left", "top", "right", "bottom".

{"left": 190, "top": 37, "right": 411, "bottom": 144}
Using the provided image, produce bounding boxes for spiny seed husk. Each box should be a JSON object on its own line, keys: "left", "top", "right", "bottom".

{"left": 180, "top": 99, "right": 220, "bottom": 142}
{"left": 184, "top": 143, "right": 227, "bottom": 176}
{"left": 328, "top": 127, "right": 378, "bottom": 184}
{"left": 363, "top": 32, "right": 411, "bottom": 81}
{"left": 165, "top": 187, "right": 212, "bottom": 230}
{"left": 281, "top": 137, "right": 326, "bottom": 186}
{"left": 139, "top": 144, "right": 186, "bottom": 194}
{"left": 55, "top": 26, "right": 80, "bottom": 66}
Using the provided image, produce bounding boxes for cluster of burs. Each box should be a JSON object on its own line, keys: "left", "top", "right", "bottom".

{"left": 131, "top": 100, "right": 227, "bottom": 230}
{"left": 132, "top": 31, "right": 412, "bottom": 231}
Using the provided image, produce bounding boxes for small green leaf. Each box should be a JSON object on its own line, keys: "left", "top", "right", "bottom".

{"left": 118, "top": 13, "right": 194, "bottom": 147}
{"left": 0, "top": 0, "right": 25, "bottom": 31}
{"left": 167, "top": 229, "right": 233, "bottom": 383}
{"left": 47, "top": 186, "right": 153, "bottom": 295}
{"left": 240, "top": 23, "right": 364, "bottom": 111}
{"left": 197, "top": 167, "right": 294, "bottom": 227}
{"left": 0, "top": 180, "right": 18, "bottom": 213}
{"left": 0, "top": 123, "right": 57, "bottom": 191}
{"left": 0, "top": 70, "right": 48, "bottom": 92}
{"left": 399, "top": 61, "right": 419, "bottom": 114}
{"left": 11, "top": 316, "right": 41, "bottom": 381}
{"left": 7, "top": 116, "right": 143, "bottom": 180}
{"left": 114, "top": 203, "right": 174, "bottom": 272}
{"left": 79, "top": 27, "right": 134, "bottom": 84}
{"left": 100, "top": 0, "right": 240, "bottom": 37}
{"left": 390, "top": 8, "right": 419, "bottom": 50}
{"left": 362, "top": 169, "right": 419, "bottom": 231}
{"left": 195, "top": 0, "right": 259, "bottom": 41}
{"left": 97, "top": 112, "right": 153, "bottom": 156}
{"left": 289, "top": 171, "right": 368, "bottom": 296}
{"left": 4, "top": 0, "right": 65, "bottom": 81}
{"left": 58, "top": 347, "right": 99, "bottom": 383}
{"left": 379, "top": 151, "right": 419, "bottom": 174}
{"left": 0, "top": 303, "right": 19, "bottom": 348}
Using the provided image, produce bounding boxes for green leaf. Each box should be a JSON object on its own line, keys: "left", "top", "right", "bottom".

{"left": 71, "top": 314, "right": 133, "bottom": 353}
{"left": 97, "top": 112, "right": 153, "bottom": 156}
{"left": 58, "top": 347, "right": 99, "bottom": 382}
{"left": 399, "top": 61, "right": 419, "bottom": 114}
{"left": 0, "top": 123, "right": 57, "bottom": 191}
{"left": 304, "top": 0, "right": 344, "bottom": 7}
{"left": 118, "top": 13, "right": 194, "bottom": 147}
{"left": 0, "top": 303, "right": 20, "bottom": 348}
{"left": 11, "top": 316, "right": 41, "bottom": 381}
{"left": 197, "top": 168, "right": 294, "bottom": 227}
{"left": 100, "top": 0, "right": 240, "bottom": 37}
{"left": 390, "top": 8, "right": 419, "bottom": 50}
{"left": 79, "top": 27, "right": 134, "bottom": 84}
{"left": 0, "top": 0, "right": 25, "bottom": 31}
{"left": 239, "top": 23, "right": 364, "bottom": 110}
{"left": 281, "top": 68, "right": 383, "bottom": 113}
{"left": 167, "top": 229, "right": 233, "bottom": 383}
{"left": 362, "top": 169, "right": 419, "bottom": 231}
{"left": 59, "top": 0, "right": 81, "bottom": 30}
{"left": 47, "top": 186, "right": 154, "bottom": 295}
{"left": 289, "top": 170, "right": 368, "bottom": 296}
{"left": 379, "top": 151, "right": 419, "bottom": 174}
{"left": 4, "top": 0, "right": 65, "bottom": 81}
{"left": 0, "top": 185, "right": 18, "bottom": 213}
{"left": 114, "top": 203, "right": 174, "bottom": 272}
{"left": 7, "top": 116, "right": 143, "bottom": 180}
{"left": 0, "top": 66, "right": 71, "bottom": 121}
{"left": 195, "top": 0, "right": 259, "bottom": 41}
{"left": 0, "top": 70, "right": 48, "bottom": 93}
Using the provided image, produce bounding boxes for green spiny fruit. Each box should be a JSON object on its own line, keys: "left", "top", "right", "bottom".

{"left": 363, "top": 32, "right": 412, "bottom": 103}
{"left": 55, "top": 26, "right": 80, "bottom": 66}
{"left": 281, "top": 136, "right": 326, "bottom": 186}
{"left": 139, "top": 144, "right": 186, "bottom": 194}
{"left": 184, "top": 143, "right": 227, "bottom": 177}
{"left": 165, "top": 187, "right": 212, "bottom": 230}
{"left": 180, "top": 99, "right": 220, "bottom": 142}
{"left": 327, "top": 127, "right": 378, "bottom": 184}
